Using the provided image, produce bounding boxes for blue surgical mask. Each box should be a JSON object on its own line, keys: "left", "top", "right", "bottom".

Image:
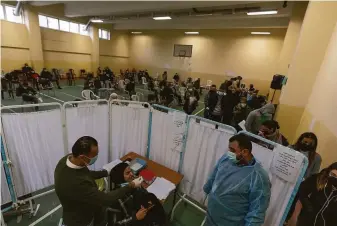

{"left": 227, "top": 151, "right": 239, "bottom": 164}
{"left": 84, "top": 155, "right": 98, "bottom": 165}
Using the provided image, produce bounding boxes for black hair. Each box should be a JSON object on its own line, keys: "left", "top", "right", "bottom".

{"left": 262, "top": 120, "right": 280, "bottom": 131}
{"left": 229, "top": 134, "right": 252, "bottom": 152}
{"left": 211, "top": 84, "right": 216, "bottom": 88}
{"left": 72, "top": 136, "right": 98, "bottom": 157}
{"left": 293, "top": 132, "right": 318, "bottom": 167}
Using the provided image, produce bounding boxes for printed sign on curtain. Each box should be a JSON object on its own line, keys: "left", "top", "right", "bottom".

{"left": 170, "top": 111, "right": 186, "bottom": 153}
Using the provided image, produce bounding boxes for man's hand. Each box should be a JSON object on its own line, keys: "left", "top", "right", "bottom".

{"left": 136, "top": 206, "right": 148, "bottom": 220}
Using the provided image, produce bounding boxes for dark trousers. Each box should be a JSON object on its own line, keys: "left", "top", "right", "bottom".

{"left": 55, "top": 79, "right": 61, "bottom": 88}
{"left": 33, "top": 79, "right": 40, "bottom": 91}
{"left": 210, "top": 114, "right": 222, "bottom": 122}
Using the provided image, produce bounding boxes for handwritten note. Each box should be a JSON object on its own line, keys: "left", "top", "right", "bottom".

{"left": 272, "top": 146, "right": 303, "bottom": 183}
{"left": 170, "top": 111, "right": 186, "bottom": 153}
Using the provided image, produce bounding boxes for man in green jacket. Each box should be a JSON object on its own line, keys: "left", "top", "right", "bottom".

{"left": 55, "top": 136, "right": 142, "bottom": 226}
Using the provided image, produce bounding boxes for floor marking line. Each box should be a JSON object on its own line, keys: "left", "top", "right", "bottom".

{"left": 57, "top": 91, "right": 83, "bottom": 100}
{"left": 39, "top": 92, "right": 65, "bottom": 103}
{"left": 1, "top": 104, "right": 16, "bottom": 113}
{"left": 194, "top": 108, "right": 205, "bottom": 116}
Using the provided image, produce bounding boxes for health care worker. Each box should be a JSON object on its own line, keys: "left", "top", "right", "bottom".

{"left": 55, "top": 136, "right": 143, "bottom": 226}
{"left": 204, "top": 134, "right": 271, "bottom": 226}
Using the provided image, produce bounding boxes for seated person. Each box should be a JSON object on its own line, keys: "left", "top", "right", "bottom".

{"left": 258, "top": 120, "right": 289, "bottom": 147}
{"left": 109, "top": 162, "right": 166, "bottom": 226}
{"left": 160, "top": 81, "right": 174, "bottom": 106}
{"left": 183, "top": 84, "right": 200, "bottom": 115}
{"left": 93, "top": 77, "right": 102, "bottom": 95}
{"left": 173, "top": 73, "right": 180, "bottom": 84}
{"left": 16, "top": 82, "right": 41, "bottom": 110}
{"left": 40, "top": 68, "right": 53, "bottom": 89}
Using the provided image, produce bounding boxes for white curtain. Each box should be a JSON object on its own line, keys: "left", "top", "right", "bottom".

{"left": 181, "top": 118, "right": 235, "bottom": 203}
{"left": 149, "top": 110, "right": 187, "bottom": 171}
{"left": 1, "top": 164, "right": 11, "bottom": 205}
{"left": 1, "top": 110, "right": 65, "bottom": 197}
{"left": 110, "top": 104, "right": 150, "bottom": 160}
{"left": 251, "top": 143, "right": 306, "bottom": 226}
{"left": 66, "top": 104, "right": 109, "bottom": 170}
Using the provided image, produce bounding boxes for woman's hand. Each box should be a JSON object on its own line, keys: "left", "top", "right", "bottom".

{"left": 136, "top": 206, "right": 148, "bottom": 220}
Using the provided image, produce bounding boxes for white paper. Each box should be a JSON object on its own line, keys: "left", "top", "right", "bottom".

{"left": 170, "top": 111, "right": 186, "bottom": 153}
{"left": 272, "top": 146, "right": 303, "bottom": 183}
{"left": 131, "top": 162, "right": 142, "bottom": 171}
{"left": 238, "top": 120, "right": 246, "bottom": 131}
{"left": 147, "top": 177, "right": 176, "bottom": 200}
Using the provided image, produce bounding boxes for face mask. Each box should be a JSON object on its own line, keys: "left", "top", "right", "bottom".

{"left": 227, "top": 151, "right": 239, "bottom": 164}
{"left": 240, "top": 103, "right": 247, "bottom": 107}
{"left": 328, "top": 176, "right": 337, "bottom": 187}
{"left": 217, "top": 91, "right": 224, "bottom": 96}
{"left": 299, "top": 143, "right": 313, "bottom": 152}
{"left": 84, "top": 155, "right": 98, "bottom": 166}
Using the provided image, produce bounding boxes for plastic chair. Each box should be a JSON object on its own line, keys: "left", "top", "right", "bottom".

{"left": 131, "top": 95, "right": 139, "bottom": 101}
{"left": 136, "top": 92, "right": 144, "bottom": 101}
{"left": 81, "top": 90, "right": 99, "bottom": 100}
{"left": 119, "top": 80, "right": 125, "bottom": 91}
{"left": 179, "top": 87, "right": 187, "bottom": 98}
{"left": 141, "top": 77, "right": 148, "bottom": 90}
{"left": 206, "top": 80, "right": 212, "bottom": 90}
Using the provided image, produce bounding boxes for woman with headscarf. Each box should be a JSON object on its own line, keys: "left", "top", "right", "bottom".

{"left": 108, "top": 162, "right": 167, "bottom": 226}
{"left": 296, "top": 162, "right": 337, "bottom": 226}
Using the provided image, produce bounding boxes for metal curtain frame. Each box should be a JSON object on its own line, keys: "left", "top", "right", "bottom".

{"left": 151, "top": 104, "right": 188, "bottom": 173}
{"left": 109, "top": 100, "right": 151, "bottom": 160}
{"left": 1, "top": 103, "right": 63, "bottom": 213}
{"left": 171, "top": 116, "right": 237, "bottom": 224}
{"left": 63, "top": 99, "right": 109, "bottom": 157}
{"left": 238, "top": 130, "right": 309, "bottom": 226}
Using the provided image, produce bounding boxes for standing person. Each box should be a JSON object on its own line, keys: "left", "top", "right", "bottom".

{"left": 51, "top": 68, "right": 62, "bottom": 89}
{"left": 204, "top": 85, "right": 218, "bottom": 119}
{"left": 162, "top": 71, "right": 168, "bottom": 81}
{"left": 183, "top": 84, "right": 200, "bottom": 115}
{"left": 233, "top": 97, "right": 250, "bottom": 130}
{"left": 285, "top": 132, "right": 321, "bottom": 224}
{"left": 296, "top": 162, "right": 337, "bottom": 226}
{"left": 221, "top": 81, "right": 237, "bottom": 125}
{"left": 204, "top": 134, "right": 271, "bottom": 226}
{"left": 54, "top": 136, "right": 143, "bottom": 226}
{"left": 292, "top": 132, "right": 321, "bottom": 178}
{"left": 245, "top": 103, "right": 275, "bottom": 134}
{"left": 209, "top": 88, "right": 225, "bottom": 123}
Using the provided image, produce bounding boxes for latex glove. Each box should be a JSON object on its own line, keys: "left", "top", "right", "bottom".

{"left": 132, "top": 177, "right": 144, "bottom": 188}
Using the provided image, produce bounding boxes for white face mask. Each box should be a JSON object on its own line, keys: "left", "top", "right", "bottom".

{"left": 217, "top": 91, "right": 224, "bottom": 96}
{"left": 240, "top": 103, "right": 247, "bottom": 107}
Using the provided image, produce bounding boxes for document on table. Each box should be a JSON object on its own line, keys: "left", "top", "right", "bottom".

{"left": 146, "top": 177, "right": 176, "bottom": 200}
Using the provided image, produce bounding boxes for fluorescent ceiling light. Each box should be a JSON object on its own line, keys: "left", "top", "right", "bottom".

{"left": 185, "top": 32, "right": 199, "bottom": 35}
{"left": 196, "top": 13, "right": 213, "bottom": 17}
{"left": 91, "top": 19, "right": 103, "bottom": 23}
{"left": 251, "top": 32, "right": 271, "bottom": 35}
{"left": 131, "top": 32, "right": 142, "bottom": 34}
{"left": 153, "top": 16, "right": 171, "bottom": 20}
{"left": 247, "top": 10, "right": 278, "bottom": 16}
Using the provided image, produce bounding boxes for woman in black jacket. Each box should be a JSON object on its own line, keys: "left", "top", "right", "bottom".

{"left": 297, "top": 162, "right": 337, "bottom": 226}
{"left": 109, "top": 162, "right": 167, "bottom": 226}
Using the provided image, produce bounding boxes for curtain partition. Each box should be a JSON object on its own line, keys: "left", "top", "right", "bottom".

{"left": 110, "top": 101, "right": 150, "bottom": 160}
{"left": 64, "top": 100, "right": 109, "bottom": 170}
{"left": 1, "top": 107, "right": 65, "bottom": 197}
{"left": 149, "top": 106, "right": 187, "bottom": 172}
{"left": 181, "top": 116, "right": 237, "bottom": 203}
